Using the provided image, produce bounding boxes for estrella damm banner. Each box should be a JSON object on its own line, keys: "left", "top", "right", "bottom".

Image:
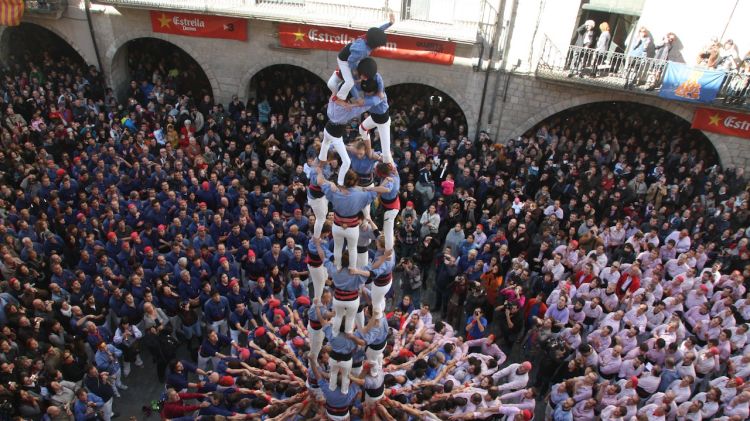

{"left": 659, "top": 62, "right": 726, "bottom": 103}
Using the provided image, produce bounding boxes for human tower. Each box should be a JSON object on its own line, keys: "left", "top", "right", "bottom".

{"left": 301, "top": 13, "right": 401, "bottom": 420}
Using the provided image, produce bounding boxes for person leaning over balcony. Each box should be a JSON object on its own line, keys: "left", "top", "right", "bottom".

{"left": 591, "top": 22, "right": 611, "bottom": 78}
{"left": 625, "top": 26, "right": 655, "bottom": 88}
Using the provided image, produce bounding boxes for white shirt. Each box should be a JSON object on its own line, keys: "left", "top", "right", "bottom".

{"left": 693, "top": 392, "right": 719, "bottom": 419}
{"left": 491, "top": 363, "right": 529, "bottom": 392}
{"left": 665, "top": 231, "right": 691, "bottom": 253}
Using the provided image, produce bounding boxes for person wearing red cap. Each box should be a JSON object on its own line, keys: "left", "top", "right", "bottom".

{"left": 228, "top": 302, "right": 252, "bottom": 356}
{"left": 708, "top": 375, "right": 744, "bottom": 405}
{"left": 695, "top": 346, "right": 720, "bottom": 381}
{"left": 492, "top": 361, "right": 532, "bottom": 393}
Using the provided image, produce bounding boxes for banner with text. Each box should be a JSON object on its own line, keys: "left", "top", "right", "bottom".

{"left": 150, "top": 11, "right": 247, "bottom": 41}
{"left": 278, "top": 23, "right": 455, "bottom": 65}
{"left": 691, "top": 108, "right": 750, "bottom": 139}
{"left": 659, "top": 62, "right": 726, "bottom": 103}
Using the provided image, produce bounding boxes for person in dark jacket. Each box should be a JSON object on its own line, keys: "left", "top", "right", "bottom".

{"left": 569, "top": 20, "right": 596, "bottom": 76}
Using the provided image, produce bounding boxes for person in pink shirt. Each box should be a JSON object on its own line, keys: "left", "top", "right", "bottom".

{"left": 440, "top": 173, "right": 455, "bottom": 197}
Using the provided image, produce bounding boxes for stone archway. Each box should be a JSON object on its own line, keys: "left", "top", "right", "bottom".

{"left": 105, "top": 32, "right": 220, "bottom": 101}
{"left": 510, "top": 90, "right": 735, "bottom": 169}
{"left": 385, "top": 72, "right": 477, "bottom": 138}
{"left": 0, "top": 22, "right": 89, "bottom": 66}
{"left": 385, "top": 82, "right": 470, "bottom": 139}
{"left": 239, "top": 57, "right": 331, "bottom": 104}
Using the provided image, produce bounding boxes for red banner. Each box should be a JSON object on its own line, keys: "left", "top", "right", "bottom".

{"left": 150, "top": 11, "right": 247, "bottom": 41}
{"left": 278, "top": 23, "right": 455, "bottom": 66}
{"left": 692, "top": 108, "right": 750, "bottom": 139}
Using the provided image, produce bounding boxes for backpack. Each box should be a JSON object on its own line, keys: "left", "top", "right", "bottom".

{"left": 158, "top": 333, "right": 179, "bottom": 361}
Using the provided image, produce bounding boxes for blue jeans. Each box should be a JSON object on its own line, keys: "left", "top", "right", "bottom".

{"left": 181, "top": 322, "right": 201, "bottom": 339}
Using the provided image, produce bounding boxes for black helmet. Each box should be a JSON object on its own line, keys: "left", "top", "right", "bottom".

{"left": 357, "top": 57, "right": 378, "bottom": 79}
{"left": 366, "top": 27, "right": 387, "bottom": 48}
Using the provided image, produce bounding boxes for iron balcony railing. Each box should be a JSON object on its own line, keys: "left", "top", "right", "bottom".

{"left": 536, "top": 35, "right": 749, "bottom": 111}
{"left": 92, "top": 0, "right": 492, "bottom": 43}
{"left": 24, "top": 0, "right": 67, "bottom": 16}
{"left": 719, "top": 71, "right": 750, "bottom": 108}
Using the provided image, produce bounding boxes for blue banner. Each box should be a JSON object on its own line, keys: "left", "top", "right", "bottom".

{"left": 659, "top": 62, "right": 726, "bottom": 103}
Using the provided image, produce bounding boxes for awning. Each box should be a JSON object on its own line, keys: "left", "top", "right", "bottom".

{"left": 581, "top": 0, "right": 645, "bottom": 16}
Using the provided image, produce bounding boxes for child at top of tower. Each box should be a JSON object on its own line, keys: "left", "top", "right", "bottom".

{"left": 327, "top": 12, "right": 395, "bottom": 103}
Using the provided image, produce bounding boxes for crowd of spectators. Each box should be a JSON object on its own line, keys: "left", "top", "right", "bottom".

{"left": 0, "top": 33, "right": 749, "bottom": 421}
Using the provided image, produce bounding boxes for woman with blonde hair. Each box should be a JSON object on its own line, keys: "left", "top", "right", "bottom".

{"left": 592, "top": 22, "right": 611, "bottom": 78}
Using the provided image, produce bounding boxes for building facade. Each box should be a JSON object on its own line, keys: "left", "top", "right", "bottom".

{"left": 7, "top": 0, "right": 750, "bottom": 169}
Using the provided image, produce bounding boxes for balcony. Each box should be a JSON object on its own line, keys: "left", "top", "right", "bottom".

{"left": 92, "top": 0, "right": 498, "bottom": 43}
{"left": 536, "top": 36, "right": 750, "bottom": 111}
{"left": 24, "top": 0, "right": 67, "bottom": 18}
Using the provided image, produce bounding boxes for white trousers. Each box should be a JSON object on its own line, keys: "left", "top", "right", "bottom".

{"left": 371, "top": 281, "right": 391, "bottom": 319}
{"left": 101, "top": 398, "right": 113, "bottom": 421}
{"left": 351, "top": 364, "right": 363, "bottom": 376}
{"left": 326, "top": 411, "right": 350, "bottom": 421}
{"left": 332, "top": 297, "right": 360, "bottom": 334}
{"left": 383, "top": 208, "right": 399, "bottom": 251}
{"left": 358, "top": 181, "right": 374, "bottom": 220}
{"left": 329, "top": 357, "right": 353, "bottom": 394}
{"left": 355, "top": 308, "right": 365, "bottom": 330}
{"left": 308, "top": 324, "right": 325, "bottom": 363}
{"left": 319, "top": 128, "right": 350, "bottom": 186}
{"left": 366, "top": 346, "right": 384, "bottom": 371}
{"left": 357, "top": 251, "right": 369, "bottom": 269}
{"left": 309, "top": 264, "right": 328, "bottom": 301}
{"left": 361, "top": 116, "right": 392, "bottom": 164}
{"left": 327, "top": 58, "right": 355, "bottom": 101}
{"left": 308, "top": 196, "right": 328, "bottom": 239}
{"left": 333, "top": 224, "right": 359, "bottom": 270}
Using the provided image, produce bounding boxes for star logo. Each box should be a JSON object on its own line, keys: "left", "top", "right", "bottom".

{"left": 293, "top": 28, "right": 305, "bottom": 42}
{"left": 708, "top": 113, "right": 721, "bottom": 126}
{"left": 157, "top": 13, "right": 171, "bottom": 28}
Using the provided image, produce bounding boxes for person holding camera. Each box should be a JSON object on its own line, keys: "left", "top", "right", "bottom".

{"left": 73, "top": 388, "right": 105, "bottom": 421}
{"left": 112, "top": 317, "right": 143, "bottom": 378}
{"left": 82, "top": 366, "right": 115, "bottom": 421}
{"left": 396, "top": 256, "right": 422, "bottom": 310}
{"left": 496, "top": 301, "right": 524, "bottom": 347}
{"left": 465, "top": 307, "right": 488, "bottom": 340}
{"left": 93, "top": 341, "right": 126, "bottom": 397}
